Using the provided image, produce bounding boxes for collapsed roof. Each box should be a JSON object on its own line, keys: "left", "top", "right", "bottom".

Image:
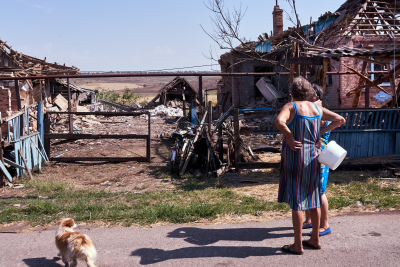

{"left": 0, "top": 37, "right": 80, "bottom": 76}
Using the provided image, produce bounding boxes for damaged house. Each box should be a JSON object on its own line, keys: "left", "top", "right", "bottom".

{"left": 0, "top": 37, "right": 96, "bottom": 184}
{"left": 218, "top": 0, "right": 399, "bottom": 109}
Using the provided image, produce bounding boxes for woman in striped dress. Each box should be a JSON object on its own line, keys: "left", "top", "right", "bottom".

{"left": 275, "top": 77, "right": 345, "bottom": 255}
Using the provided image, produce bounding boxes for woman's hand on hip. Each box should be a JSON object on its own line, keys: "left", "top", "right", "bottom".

{"left": 287, "top": 137, "right": 302, "bottom": 151}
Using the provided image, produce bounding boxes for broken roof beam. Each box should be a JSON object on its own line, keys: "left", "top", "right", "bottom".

{"left": 343, "top": 63, "right": 389, "bottom": 94}
{"left": 346, "top": 62, "right": 400, "bottom": 96}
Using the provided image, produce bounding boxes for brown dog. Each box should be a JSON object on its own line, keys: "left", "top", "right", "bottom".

{"left": 55, "top": 218, "right": 97, "bottom": 267}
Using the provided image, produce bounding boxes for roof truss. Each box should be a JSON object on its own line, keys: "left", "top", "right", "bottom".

{"left": 348, "top": 0, "right": 400, "bottom": 38}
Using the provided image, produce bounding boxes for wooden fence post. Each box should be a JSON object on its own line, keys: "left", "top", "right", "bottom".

{"left": 218, "top": 105, "right": 223, "bottom": 162}
{"left": 208, "top": 101, "right": 212, "bottom": 136}
{"left": 67, "top": 78, "right": 73, "bottom": 134}
{"left": 44, "top": 113, "right": 50, "bottom": 159}
{"left": 233, "top": 108, "right": 240, "bottom": 169}
{"left": 37, "top": 101, "right": 44, "bottom": 143}
{"left": 147, "top": 112, "right": 151, "bottom": 162}
{"left": 320, "top": 58, "right": 330, "bottom": 94}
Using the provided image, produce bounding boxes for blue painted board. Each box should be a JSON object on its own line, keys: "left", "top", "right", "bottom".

{"left": 396, "top": 132, "right": 400, "bottom": 154}
{"left": 382, "top": 111, "right": 389, "bottom": 129}
{"left": 387, "top": 111, "right": 393, "bottom": 129}
{"left": 0, "top": 161, "right": 12, "bottom": 182}
{"left": 378, "top": 132, "right": 385, "bottom": 156}
{"left": 368, "top": 132, "right": 374, "bottom": 157}
{"left": 373, "top": 132, "right": 380, "bottom": 157}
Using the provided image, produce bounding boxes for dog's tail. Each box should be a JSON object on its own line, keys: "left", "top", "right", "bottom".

{"left": 67, "top": 233, "right": 97, "bottom": 267}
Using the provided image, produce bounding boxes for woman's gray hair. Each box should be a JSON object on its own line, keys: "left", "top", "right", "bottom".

{"left": 289, "top": 77, "right": 314, "bottom": 101}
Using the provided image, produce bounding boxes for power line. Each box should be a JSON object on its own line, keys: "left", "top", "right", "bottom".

{"left": 82, "top": 64, "right": 221, "bottom": 73}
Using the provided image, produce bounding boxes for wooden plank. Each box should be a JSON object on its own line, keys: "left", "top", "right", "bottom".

{"left": 358, "top": 111, "right": 365, "bottom": 130}
{"left": 368, "top": 132, "right": 374, "bottom": 157}
{"left": 3, "top": 158, "right": 24, "bottom": 169}
{"left": 320, "top": 58, "right": 329, "bottom": 93}
{"left": 373, "top": 132, "right": 380, "bottom": 156}
{"left": 373, "top": 111, "right": 380, "bottom": 129}
{"left": 0, "top": 160, "right": 12, "bottom": 182}
{"left": 359, "top": 132, "right": 368, "bottom": 157}
{"left": 396, "top": 132, "right": 400, "bottom": 155}
{"left": 345, "top": 112, "right": 352, "bottom": 130}
{"left": 342, "top": 133, "right": 350, "bottom": 158}
{"left": 368, "top": 111, "right": 375, "bottom": 129}
{"left": 350, "top": 132, "right": 358, "bottom": 157}
{"left": 378, "top": 132, "right": 385, "bottom": 156}
{"left": 18, "top": 149, "right": 33, "bottom": 180}
{"left": 382, "top": 110, "right": 389, "bottom": 129}
{"left": 387, "top": 111, "right": 393, "bottom": 130}
{"left": 350, "top": 112, "right": 357, "bottom": 130}
{"left": 146, "top": 114, "right": 151, "bottom": 162}
{"left": 354, "top": 133, "right": 361, "bottom": 157}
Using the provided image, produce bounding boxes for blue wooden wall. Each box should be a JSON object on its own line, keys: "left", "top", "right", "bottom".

{"left": 330, "top": 109, "right": 400, "bottom": 158}
{"left": 239, "top": 108, "right": 400, "bottom": 158}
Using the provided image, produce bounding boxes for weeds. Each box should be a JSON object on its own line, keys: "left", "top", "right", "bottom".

{"left": 96, "top": 87, "right": 141, "bottom": 106}
{"left": 1, "top": 178, "right": 399, "bottom": 227}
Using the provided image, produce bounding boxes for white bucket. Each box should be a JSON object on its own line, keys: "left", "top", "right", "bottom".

{"left": 318, "top": 141, "right": 347, "bottom": 170}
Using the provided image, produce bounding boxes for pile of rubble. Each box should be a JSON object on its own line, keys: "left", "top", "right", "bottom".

{"left": 147, "top": 105, "right": 183, "bottom": 117}
{"left": 166, "top": 98, "right": 186, "bottom": 108}
{"left": 243, "top": 117, "right": 275, "bottom": 128}
{"left": 245, "top": 96, "right": 287, "bottom": 109}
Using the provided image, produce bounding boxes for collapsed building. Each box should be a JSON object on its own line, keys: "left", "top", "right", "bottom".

{"left": 218, "top": 0, "right": 399, "bottom": 109}
{"left": 0, "top": 37, "right": 96, "bottom": 185}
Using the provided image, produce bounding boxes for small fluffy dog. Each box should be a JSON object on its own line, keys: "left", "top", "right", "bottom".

{"left": 55, "top": 218, "right": 97, "bottom": 267}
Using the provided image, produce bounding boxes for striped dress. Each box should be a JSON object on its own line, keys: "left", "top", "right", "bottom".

{"left": 278, "top": 102, "right": 322, "bottom": 211}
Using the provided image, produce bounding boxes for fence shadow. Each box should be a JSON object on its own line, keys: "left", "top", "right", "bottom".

{"left": 131, "top": 226, "right": 301, "bottom": 264}
{"left": 166, "top": 226, "right": 294, "bottom": 245}
{"left": 131, "top": 246, "right": 282, "bottom": 265}
{"left": 22, "top": 257, "right": 63, "bottom": 267}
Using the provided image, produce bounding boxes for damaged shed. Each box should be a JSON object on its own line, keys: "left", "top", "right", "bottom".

{"left": 148, "top": 77, "right": 198, "bottom": 107}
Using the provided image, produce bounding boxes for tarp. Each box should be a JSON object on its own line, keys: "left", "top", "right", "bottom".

{"left": 255, "top": 41, "right": 272, "bottom": 53}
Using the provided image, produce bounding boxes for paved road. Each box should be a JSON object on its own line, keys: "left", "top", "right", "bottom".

{"left": 1, "top": 212, "right": 399, "bottom": 267}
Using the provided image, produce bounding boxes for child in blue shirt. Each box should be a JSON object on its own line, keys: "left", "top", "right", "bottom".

{"left": 303, "top": 84, "right": 332, "bottom": 236}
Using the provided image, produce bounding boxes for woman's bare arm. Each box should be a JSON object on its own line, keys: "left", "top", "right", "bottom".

{"left": 320, "top": 108, "right": 346, "bottom": 134}
{"left": 274, "top": 103, "right": 302, "bottom": 151}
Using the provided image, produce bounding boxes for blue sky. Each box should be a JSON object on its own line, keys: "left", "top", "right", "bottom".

{"left": 3, "top": 0, "right": 343, "bottom": 71}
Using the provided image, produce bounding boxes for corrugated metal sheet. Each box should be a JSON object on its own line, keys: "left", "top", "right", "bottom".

{"left": 255, "top": 41, "right": 272, "bottom": 53}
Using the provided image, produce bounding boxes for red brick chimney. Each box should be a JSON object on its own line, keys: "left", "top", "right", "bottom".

{"left": 272, "top": 0, "right": 283, "bottom": 37}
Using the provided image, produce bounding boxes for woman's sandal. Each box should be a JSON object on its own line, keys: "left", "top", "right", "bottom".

{"left": 281, "top": 245, "right": 304, "bottom": 255}
{"left": 302, "top": 240, "right": 321, "bottom": 250}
